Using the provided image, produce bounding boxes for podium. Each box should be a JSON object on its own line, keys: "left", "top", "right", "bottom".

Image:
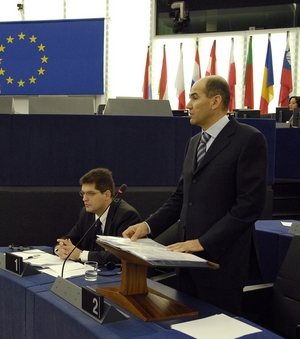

{"left": 95, "top": 241, "right": 202, "bottom": 322}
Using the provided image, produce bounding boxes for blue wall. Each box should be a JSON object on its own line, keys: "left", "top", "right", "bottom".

{"left": 0, "top": 115, "right": 276, "bottom": 186}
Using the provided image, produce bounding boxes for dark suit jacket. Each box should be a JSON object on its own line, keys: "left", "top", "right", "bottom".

{"left": 62, "top": 198, "right": 141, "bottom": 265}
{"left": 147, "top": 117, "right": 268, "bottom": 290}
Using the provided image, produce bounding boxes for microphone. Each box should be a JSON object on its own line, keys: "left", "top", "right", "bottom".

{"left": 60, "top": 184, "right": 127, "bottom": 277}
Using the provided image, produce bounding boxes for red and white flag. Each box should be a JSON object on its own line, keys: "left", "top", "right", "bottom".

{"left": 175, "top": 43, "right": 185, "bottom": 109}
{"left": 205, "top": 40, "right": 217, "bottom": 76}
{"left": 278, "top": 31, "right": 293, "bottom": 107}
{"left": 158, "top": 45, "right": 168, "bottom": 100}
{"left": 228, "top": 38, "right": 236, "bottom": 112}
{"left": 191, "top": 39, "right": 201, "bottom": 87}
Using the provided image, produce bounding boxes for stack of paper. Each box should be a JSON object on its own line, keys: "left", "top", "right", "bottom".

{"left": 9, "top": 249, "right": 85, "bottom": 278}
{"left": 97, "top": 236, "right": 219, "bottom": 269}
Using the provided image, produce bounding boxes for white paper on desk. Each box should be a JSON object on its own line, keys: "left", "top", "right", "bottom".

{"left": 11, "top": 249, "right": 85, "bottom": 278}
{"left": 171, "top": 314, "right": 262, "bottom": 339}
{"left": 97, "top": 236, "right": 209, "bottom": 267}
{"left": 281, "top": 221, "right": 292, "bottom": 227}
{"left": 9, "top": 249, "right": 60, "bottom": 267}
{"left": 39, "top": 261, "right": 85, "bottom": 278}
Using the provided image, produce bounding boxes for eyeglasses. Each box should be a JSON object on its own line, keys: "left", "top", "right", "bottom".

{"left": 79, "top": 191, "right": 101, "bottom": 198}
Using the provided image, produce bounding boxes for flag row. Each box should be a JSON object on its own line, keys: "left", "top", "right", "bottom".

{"left": 143, "top": 33, "right": 293, "bottom": 114}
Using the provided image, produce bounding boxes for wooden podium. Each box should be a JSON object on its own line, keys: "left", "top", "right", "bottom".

{"left": 95, "top": 241, "right": 199, "bottom": 322}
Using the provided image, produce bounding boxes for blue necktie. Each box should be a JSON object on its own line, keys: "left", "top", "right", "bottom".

{"left": 196, "top": 132, "right": 211, "bottom": 165}
{"left": 94, "top": 219, "right": 102, "bottom": 251}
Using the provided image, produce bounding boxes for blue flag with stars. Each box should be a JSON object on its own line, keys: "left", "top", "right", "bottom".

{"left": 0, "top": 18, "right": 104, "bottom": 95}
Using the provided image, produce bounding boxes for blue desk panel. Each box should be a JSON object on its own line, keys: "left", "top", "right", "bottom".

{"left": 275, "top": 128, "right": 300, "bottom": 178}
{"left": 0, "top": 115, "right": 275, "bottom": 186}
{"left": 255, "top": 220, "right": 294, "bottom": 283}
{"left": 0, "top": 247, "right": 55, "bottom": 339}
{"left": 8, "top": 115, "right": 193, "bottom": 186}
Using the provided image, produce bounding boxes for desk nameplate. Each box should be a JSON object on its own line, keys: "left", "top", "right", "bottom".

{"left": 0, "top": 253, "right": 5, "bottom": 269}
{"left": 5, "top": 252, "right": 40, "bottom": 277}
{"left": 82, "top": 286, "right": 104, "bottom": 319}
{"left": 289, "top": 222, "right": 300, "bottom": 235}
{"left": 51, "top": 276, "right": 128, "bottom": 324}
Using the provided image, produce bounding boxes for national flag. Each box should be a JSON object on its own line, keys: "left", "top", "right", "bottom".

{"left": 0, "top": 18, "right": 104, "bottom": 95}
{"left": 142, "top": 46, "right": 152, "bottom": 99}
{"left": 205, "top": 40, "right": 217, "bottom": 76}
{"left": 158, "top": 45, "right": 168, "bottom": 100}
{"left": 228, "top": 38, "right": 236, "bottom": 112}
{"left": 191, "top": 39, "right": 201, "bottom": 87}
{"left": 260, "top": 34, "right": 274, "bottom": 114}
{"left": 244, "top": 36, "right": 254, "bottom": 109}
{"left": 278, "top": 31, "right": 293, "bottom": 107}
{"left": 175, "top": 43, "right": 185, "bottom": 109}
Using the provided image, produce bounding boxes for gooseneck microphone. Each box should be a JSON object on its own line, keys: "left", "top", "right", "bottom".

{"left": 60, "top": 184, "right": 127, "bottom": 277}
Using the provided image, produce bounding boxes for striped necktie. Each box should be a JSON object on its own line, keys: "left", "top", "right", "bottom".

{"left": 196, "top": 132, "right": 211, "bottom": 165}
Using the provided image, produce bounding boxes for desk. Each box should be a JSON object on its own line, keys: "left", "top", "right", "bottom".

{"left": 0, "top": 246, "right": 54, "bottom": 339}
{"left": 0, "top": 247, "right": 284, "bottom": 339}
{"left": 255, "top": 220, "right": 294, "bottom": 283}
{"left": 31, "top": 278, "right": 283, "bottom": 339}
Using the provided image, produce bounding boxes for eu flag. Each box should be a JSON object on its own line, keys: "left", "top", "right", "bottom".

{"left": 0, "top": 18, "right": 104, "bottom": 95}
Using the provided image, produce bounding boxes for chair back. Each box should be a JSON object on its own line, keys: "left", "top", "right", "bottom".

{"left": 265, "top": 235, "right": 300, "bottom": 339}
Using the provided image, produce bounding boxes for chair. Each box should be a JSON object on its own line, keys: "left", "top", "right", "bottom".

{"left": 243, "top": 235, "right": 300, "bottom": 339}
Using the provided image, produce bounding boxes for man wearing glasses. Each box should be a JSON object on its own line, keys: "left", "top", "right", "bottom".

{"left": 54, "top": 168, "right": 141, "bottom": 265}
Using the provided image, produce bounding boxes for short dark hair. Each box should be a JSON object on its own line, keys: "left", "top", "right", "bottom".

{"left": 79, "top": 168, "right": 115, "bottom": 196}
{"left": 204, "top": 76, "right": 230, "bottom": 111}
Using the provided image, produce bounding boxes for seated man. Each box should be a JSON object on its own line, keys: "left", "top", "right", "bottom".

{"left": 54, "top": 168, "right": 141, "bottom": 266}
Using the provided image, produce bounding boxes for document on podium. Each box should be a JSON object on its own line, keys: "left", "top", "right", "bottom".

{"left": 97, "top": 236, "right": 219, "bottom": 269}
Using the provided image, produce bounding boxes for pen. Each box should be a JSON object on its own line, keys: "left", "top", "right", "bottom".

{"left": 24, "top": 254, "right": 41, "bottom": 260}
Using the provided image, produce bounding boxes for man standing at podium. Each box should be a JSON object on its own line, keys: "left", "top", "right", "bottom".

{"left": 123, "top": 75, "right": 268, "bottom": 315}
{"left": 55, "top": 168, "right": 141, "bottom": 266}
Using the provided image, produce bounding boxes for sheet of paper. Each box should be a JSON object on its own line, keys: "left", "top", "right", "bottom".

{"left": 10, "top": 249, "right": 65, "bottom": 267}
{"left": 9, "top": 249, "right": 85, "bottom": 278}
{"left": 171, "top": 314, "right": 262, "bottom": 339}
{"left": 281, "top": 221, "right": 292, "bottom": 227}
{"left": 39, "top": 261, "right": 85, "bottom": 278}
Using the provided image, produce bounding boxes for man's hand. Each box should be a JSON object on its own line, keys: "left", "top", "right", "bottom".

{"left": 55, "top": 238, "right": 81, "bottom": 260}
{"left": 166, "top": 239, "right": 204, "bottom": 253}
{"left": 122, "top": 222, "right": 149, "bottom": 241}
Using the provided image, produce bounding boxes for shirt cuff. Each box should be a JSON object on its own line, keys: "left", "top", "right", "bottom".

{"left": 79, "top": 250, "right": 89, "bottom": 262}
{"left": 144, "top": 221, "right": 151, "bottom": 234}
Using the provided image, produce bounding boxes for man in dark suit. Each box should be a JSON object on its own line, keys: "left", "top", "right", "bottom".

{"left": 55, "top": 168, "right": 141, "bottom": 266}
{"left": 123, "top": 75, "right": 268, "bottom": 315}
